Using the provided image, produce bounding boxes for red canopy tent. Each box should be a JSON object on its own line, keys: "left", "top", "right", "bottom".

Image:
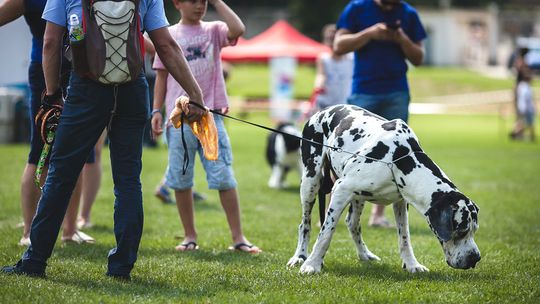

{"left": 221, "top": 20, "right": 330, "bottom": 63}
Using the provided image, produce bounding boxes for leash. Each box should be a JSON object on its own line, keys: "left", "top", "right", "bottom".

{"left": 185, "top": 102, "right": 424, "bottom": 222}
{"left": 34, "top": 95, "right": 63, "bottom": 189}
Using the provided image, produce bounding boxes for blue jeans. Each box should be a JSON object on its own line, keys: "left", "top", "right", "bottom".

{"left": 347, "top": 91, "right": 410, "bottom": 122}
{"left": 21, "top": 73, "right": 150, "bottom": 276}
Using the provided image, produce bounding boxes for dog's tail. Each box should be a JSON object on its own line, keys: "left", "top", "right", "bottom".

{"left": 318, "top": 157, "right": 334, "bottom": 224}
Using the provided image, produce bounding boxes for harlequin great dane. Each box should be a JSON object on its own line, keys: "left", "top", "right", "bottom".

{"left": 287, "top": 104, "right": 480, "bottom": 274}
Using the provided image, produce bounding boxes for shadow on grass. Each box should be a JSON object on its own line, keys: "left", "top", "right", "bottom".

{"left": 49, "top": 273, "right": 217, "bottom": 299}
{"left": 327, "top": 260, "right": 496, "bottom": 282}
{"left": 52, "top": 242, "right": 266, "bottom": 267}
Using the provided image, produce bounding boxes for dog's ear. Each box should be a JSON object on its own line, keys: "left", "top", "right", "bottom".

{"left": 425, "top": 199, "right": 454, "bottom": 242}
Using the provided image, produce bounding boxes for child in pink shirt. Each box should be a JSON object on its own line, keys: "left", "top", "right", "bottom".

{"left": 151, "top": 0, "right": 261, "bottom": 253}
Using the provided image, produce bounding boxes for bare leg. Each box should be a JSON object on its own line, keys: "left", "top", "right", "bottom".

{"left": 20, "top": 164, "right": 43, "bottom": 242}
{"left": 78, "top": 130, "right": 105, "bottom": 227}
{"left": 62, "top": 176, "right": 83, "bottom": 238}
{"left": 219, "top": 188, "right": 261, "bottom": 253}
{"left": 174, "top": 188, "right": 197, "bottom": 250}
{"left": 369, "top": 204, "right": 394, "bottom": 228}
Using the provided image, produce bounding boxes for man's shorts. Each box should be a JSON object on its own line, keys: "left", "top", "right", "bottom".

{"left": 347, "top": 91, "right": 411, "bottom": 122}
{"left": 165, "top": 114, "right": 237, "bottom": 191}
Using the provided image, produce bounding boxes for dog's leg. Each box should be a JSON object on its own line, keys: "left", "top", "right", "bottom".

{"left": 300, "top": 182, "right": 351, "bottom": 274}
{"left": 268, "top": 165, "right": 283, "bottom": 189}
{"left": 287, "top": 174, "right": 320, "bottom": 267}
{"left": 393, "top": 201, "right": 429, "bottom": 273}
{"left": 346, "top": 200, "right": 380, "bottom": 262}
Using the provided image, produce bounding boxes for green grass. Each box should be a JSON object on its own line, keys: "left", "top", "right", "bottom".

{"left": 226, "top": 64, "right": 524, "bottom": 100}
{"left": 0, "top": 112, "right": 539, "bottom": 303}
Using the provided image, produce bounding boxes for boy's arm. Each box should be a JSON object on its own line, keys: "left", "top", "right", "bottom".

{"left": 0, "top": 0, "right": 24, "bottom": 26}
{"left": 151, "top": 68, "right": 168, "bottom": 137}
{"left": 148, "top": 27, "right": 205, "bottom": 122}
{"left": 209, "top": 0, "right": 245, "bottom": 40}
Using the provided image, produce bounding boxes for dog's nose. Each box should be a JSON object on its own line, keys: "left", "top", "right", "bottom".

{"left": 465, "top": 252, "right": 481, "bottom": 269}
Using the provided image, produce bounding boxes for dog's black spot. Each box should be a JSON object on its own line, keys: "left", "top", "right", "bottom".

{"left": 329, "top": 106, "right": 352, "bottom": 131}
{"left": 301, "top": 124, "right": 323, "bottom": 178}
{"left": 337, "top": 137, "right": 344, "bottom": 147}
{"left": 407, "top": 137, "right": 422, "bottom": 152}
{"left": 437, "top": 181, "right": 442, "bottom": 185}
{"left": 335, "top": 117, "right": 355, "bottom": 137}
{"left": 392, "top": 144, "right": 415, "bottom": 175}
{"left": 382, "top": 120, "right": 397, "bottom": 131}
{"left": 322, "top": 121, "right": 330, "bottom": 137}
{"left": 349, "top": 128, "right": 359, "bottom": 136}
{"left": 416, "top": 153, "right": 456, "bottom": 189}
{"left": 361, "top": 191, "right": 373, "bottom": 197}
{"left": 365, "top": 141, "right": 389, "bottom": 163}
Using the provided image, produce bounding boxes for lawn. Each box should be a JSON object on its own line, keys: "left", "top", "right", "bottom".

{"left": 226, "top": 64, "right": 521, "bottom": 100}
{"left": 0, "top": 111, "right": 539, "bottom": 303}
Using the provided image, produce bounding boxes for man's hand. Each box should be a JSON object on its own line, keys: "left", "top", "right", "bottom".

{"left": 368, "top": 22, "right": 403, "bottom": 42}
{"left": 186, "top": 98, "right": 207, "bottom": 123}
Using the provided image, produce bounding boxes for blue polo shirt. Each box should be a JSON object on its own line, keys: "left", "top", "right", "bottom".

{"left": 23, "top": 0, "right": 46, "bottom": 62}
{"left": 42, "top": 0, "right": 168, "bottom": 32}
{"left": 337, "top": 0, "right": 427, "bottom": 95}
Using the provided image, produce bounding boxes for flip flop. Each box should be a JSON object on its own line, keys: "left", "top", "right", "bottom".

{"left": 228, "top": 242, "right": 262, "bottom": 254}
{"left": 61, "top": 230, "right": 96, "bottom": 244}
{"left": 175, "top": 241, "right": 199, "bottom": 252}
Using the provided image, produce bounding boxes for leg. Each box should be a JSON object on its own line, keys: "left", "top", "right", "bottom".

{"left": 346, "top": 200, "right": 380, "bottom": 261}
{"left": 78, "top": 129, "right": 106, "bottom": 228}
{"left": 174, "top": 188, "right": 198, "bottom": 250}
{"left": 300, "top": 182, "right": 352, "bottom": 274}
{"left": 106, "top": 75, "right": 149, "bottom": 276}
{"left": 19, "top": 164, "right": 42, "bottom": 244}
{"left": 268, "top": 165, "right": 283, "bottom": 189}
{"left": 202, "top": 116, "right": 259, "bottom": 252}
{"left": 393, "top": 201, "right": 428, "bottom": 273}
{"left": 20, "top": 74, "right": 111, "bottom": 274}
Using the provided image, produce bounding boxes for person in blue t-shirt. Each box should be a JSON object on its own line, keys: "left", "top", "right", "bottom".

{"left": 0, "top": 0, "right": 96, "bottom": 247}
{"left": 335, "top": 0, "right": 427, "bottom": 228}
{"left": 2, "top": 0, "right": 205, "bottom": 280}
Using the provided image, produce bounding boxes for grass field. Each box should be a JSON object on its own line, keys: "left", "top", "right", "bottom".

{"left": 226, "top": 65, "right": 521, "bottom": 100}
{"left": 0, "top": 112, "right": 539, "bottom": 303}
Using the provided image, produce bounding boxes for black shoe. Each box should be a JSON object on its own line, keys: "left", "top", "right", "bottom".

{"left": 106, "top": 272, "right": 131, "bottom": 281}
{"left": 1, "top": 260, "right": 45, "bottom": 278}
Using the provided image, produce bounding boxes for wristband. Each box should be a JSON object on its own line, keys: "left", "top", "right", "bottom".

{"left": 151, "top": 109, "right": 161, "bottom": 116}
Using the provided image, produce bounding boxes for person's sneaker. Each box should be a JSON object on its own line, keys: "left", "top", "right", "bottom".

{"left": 155, "top": 185, "right": 174, "bottom": 204}
{"left": 1, "top": 260, "right": 45, "bottom": 278}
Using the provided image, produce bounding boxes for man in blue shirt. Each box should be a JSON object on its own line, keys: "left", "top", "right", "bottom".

{"left": 334, "top": 0, "right": 427, "bottom": 228}
{"left": 2, "top": 0, "right": 205, "bottom": 280}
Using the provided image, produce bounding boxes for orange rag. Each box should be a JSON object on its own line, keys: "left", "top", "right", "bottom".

{"left": 169, "top": 96, "right": 219, "bottom": 161}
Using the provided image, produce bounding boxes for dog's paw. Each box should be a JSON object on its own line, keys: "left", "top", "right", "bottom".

{"left": 358, "top": 250, "right": 381, "bottom": 262}
{"left": 299, "top": 261, "right": 322, "bottom": 275}
{"left": 286, "top": 256, "right": 306, "bottom": 268}
{"left": 403, "top": 262, "right": 429, "bottom": 273}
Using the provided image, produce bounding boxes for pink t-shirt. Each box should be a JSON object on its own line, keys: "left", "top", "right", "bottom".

{"left": 153, "top": 21, "right": 235, "bottom": 118}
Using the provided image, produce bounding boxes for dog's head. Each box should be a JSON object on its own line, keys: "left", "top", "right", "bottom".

{"left": 425, "top": 191, "right": 481, "bottom": 269}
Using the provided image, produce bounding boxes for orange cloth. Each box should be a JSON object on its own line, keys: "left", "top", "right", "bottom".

{"left": 169, "top": 96, "right": 219, "bottom": 161}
